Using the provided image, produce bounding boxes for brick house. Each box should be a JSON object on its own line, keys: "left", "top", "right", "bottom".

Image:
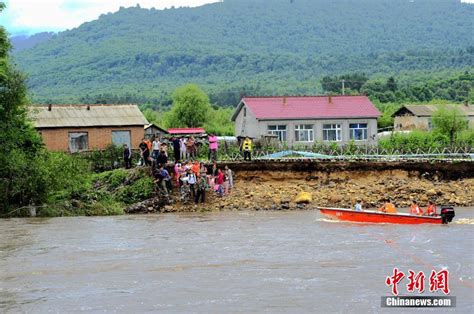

{"left": 29, "top": 104, "right": 149, "bottom": 152}
{"left": 231, "top": 96, "right": 381, "bottom": 146}
{"left": 392, "top": 104, "right": 474, "bottom": 131}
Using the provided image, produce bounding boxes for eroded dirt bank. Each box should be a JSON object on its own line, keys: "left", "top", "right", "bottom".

{"left": 126, "top": 160, "right": 474, "bottom": 214}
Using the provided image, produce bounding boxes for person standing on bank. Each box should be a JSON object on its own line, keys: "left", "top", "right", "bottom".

{"left": 123, "top": 144, "right": 132, "bottom": 169}
{"left": 208, "top": 134, "right": 219, "bottom": 161}
{"left": 152, "top": 137, "right": 160, "bottom": 160}
{"left": 187, "top": 136, "right": 196, "bottom": 159}
{"left": 225, "top": 165, "right": 233, "bottom": 191}
{"left": 172, "top": 136, "right": 181, "bottom": 162}
{"left": 139, "top": 138, "right": 151, "bottom": 166}
{"left": 195, "top": 173, "right": 209, "bottom": 204}
{"left": 179, "top": 137, "right": 187, "bottom": 161}
{"left": 156, "top": 150, "right": 168, "bottom": 167}
{"left": 187, "top": 168, "right": 197, "bottom": 199}
{"left": 242, "top": 136, "right": 253, "bottom": 161}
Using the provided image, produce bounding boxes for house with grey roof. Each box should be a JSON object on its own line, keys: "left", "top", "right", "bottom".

{"left": 29, "top": 104, "right": 149, "bottom": 152}
{"left": 392, "top": 104, "right": 474, "bottom": 131}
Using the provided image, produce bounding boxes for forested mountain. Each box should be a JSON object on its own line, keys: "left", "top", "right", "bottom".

{"left": 12, "top": 0, "right": 474, "bottom": 105}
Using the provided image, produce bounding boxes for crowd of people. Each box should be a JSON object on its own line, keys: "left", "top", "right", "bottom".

{"left": 152, "top": 160, "right": 234, "bottom": 205}
{"left": 123, "top": 134, "right": 239, "bottom": 205}
{"left": 128, "top": 134, "right": 253, "bottom": 169}
{"left": 354, "top": 199, "right": 438, "bottom": 216}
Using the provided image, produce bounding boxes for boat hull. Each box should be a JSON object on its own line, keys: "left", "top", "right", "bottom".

{"left": 318, "top": 207, "right": 443, "bottom": 225}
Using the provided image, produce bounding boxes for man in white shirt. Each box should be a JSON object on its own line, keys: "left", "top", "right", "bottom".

{"left": 152, "top": 137, "right": 160, "bottom": 160}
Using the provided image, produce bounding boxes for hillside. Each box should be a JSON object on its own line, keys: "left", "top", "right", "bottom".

{"left": 12, "top": 0, "right": 474, "bottom": 105}
{"left": 10, "top": 32, "right": 54, "bottom": 52}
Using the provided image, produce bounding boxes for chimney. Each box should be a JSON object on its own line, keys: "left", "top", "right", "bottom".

{"left": 283, "top": 96, "right": 287, "bottom": 106}
{"left": 48, "top": 104, "right": 52, "bottom": 111}
{"left": 87, "top": 105, "right": 91, "bottom": 110}
{"left": 328, "top": 95, "right": 332, "bottom": 104}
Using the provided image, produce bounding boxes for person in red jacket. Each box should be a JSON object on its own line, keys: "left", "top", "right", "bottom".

{"left": 425, "top": 200, "right": 437, "bottom": 216}
{"left": 410, "top": 200, "right": 423, "bottom": 215}
{"left": 215, "top": 169, "right": 225, "bottom": 197}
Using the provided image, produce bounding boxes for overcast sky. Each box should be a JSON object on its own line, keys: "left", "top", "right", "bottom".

{"left": 1, "top": 0, "right": 473, "bottom": 36}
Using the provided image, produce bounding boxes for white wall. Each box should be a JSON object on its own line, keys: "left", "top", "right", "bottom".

{"left": 234, "top": 104, "right": 260, "bottom": 138}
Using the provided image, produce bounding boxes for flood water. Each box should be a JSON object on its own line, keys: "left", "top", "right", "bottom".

{"left": 1, "top": 209, "right": 473, "bottom": 313}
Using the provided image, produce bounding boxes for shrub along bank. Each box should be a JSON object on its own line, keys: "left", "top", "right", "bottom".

{"left": 5, "top": 152, "right": 155, "bottom": 217}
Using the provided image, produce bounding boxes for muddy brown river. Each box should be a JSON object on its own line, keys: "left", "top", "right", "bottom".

{"left": 1, "top": 209, "right": 473, "bottom": 313}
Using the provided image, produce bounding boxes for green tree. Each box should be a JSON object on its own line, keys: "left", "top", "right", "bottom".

{"left": 386, "top": 77, "right": 397, "bottom": 92}
{"left": 142, "top": 108, "right": 164, "bottom": 126}
{"left": 432, "top": 105, "right": 469, "bottom": 145}
{"left": 0, "top": 3, "right": 47, "bottom": 214}
{"left": 203, "top": 107, "right": 235, "bottom": 135}
{"left": 164, "top": 84, "right": 211, "bottom": 128}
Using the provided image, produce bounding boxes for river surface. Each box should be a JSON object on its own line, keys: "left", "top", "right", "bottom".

{"left": 1, "top": 209, "right": 473, "bottom": 313}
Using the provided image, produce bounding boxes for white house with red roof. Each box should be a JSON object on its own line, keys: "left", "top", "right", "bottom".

{"left": 231, "top": 96, "right": 381, "bottom": 146}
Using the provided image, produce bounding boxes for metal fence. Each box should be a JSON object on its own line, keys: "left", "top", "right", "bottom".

{"left": 217, "top": 146, "right": 474, "bottom": 162}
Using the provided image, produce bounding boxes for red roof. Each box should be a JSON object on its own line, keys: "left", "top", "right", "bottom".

{"left": 167, "top": 128, "right": 205, "bottom": 134}
{"left": 239, "top": 96, "right": 381, "bottom": 120}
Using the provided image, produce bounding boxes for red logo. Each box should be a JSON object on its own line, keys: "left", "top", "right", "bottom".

{"left": 386, "top": 268, "right": 405, "bottom": 296}
{"left": 386, "top": 268, "right": 449, "bottom": 295}
{"left": 429, "top": 270, "right": 450, "bottom": 295}
{"left": 407, "top": 270, "right": 425, "bottom": 293}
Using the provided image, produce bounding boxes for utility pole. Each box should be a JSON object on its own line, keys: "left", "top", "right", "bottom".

{"left": 341, "top": 79, "right": 346, "bottom": 95}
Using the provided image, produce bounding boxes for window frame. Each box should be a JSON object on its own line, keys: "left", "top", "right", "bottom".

{"left": 349, "top": 123, "right": 368, "bottom": 141}
{"left": 294, "top": 124, "right": 314, "bottom": 142}
{"left": 112, "top": 130, "right": 132, "bottom": 147}
{"left": 68, "top": 132, "right": 89, "bottom": 153}
{"left": 267, "top": 125, "right": 287, "bottom": 142}
{"left": 322, "top": 123, "right": 342, "bottom": 142}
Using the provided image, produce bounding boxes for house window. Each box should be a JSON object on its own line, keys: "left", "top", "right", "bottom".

{"left": 267, "top": 125, "right": 287, "bottom": 141}
{"left": 112, "top": 130, "right": 131, "bottom": 147}
{"left": 295, "top": 124, "right": 314, "bottom": 142}
{"left": 427, "top": 118, "right": 433, "bottom": 131}
{"left": 322, "top": 124, "right": 342, "bottom": 141}
{"left": 349, "top": 123, "right": 368, "bottom": 141}
{"left": 243, "top": 107, "right": 247, "bottom": 117}
{"left": 68, "top": 132, "right": 88, "bottom": 152}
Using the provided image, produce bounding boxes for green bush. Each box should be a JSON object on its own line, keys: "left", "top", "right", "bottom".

{"left": 86, "top": 144, "right": 124, "bottom": 172}
{"left": 378, "top": 130, "right": 452, "bottom": 153}
{"left": 457, "top": 129, "right": 474, "bottom": 147}
{"left": 116, "top": 176, "right": 154, "bottom": 205}
{"left": 92, "top": 168, "right": 128, "bottom": 190}
{"left": 40, "top": 152, "right": 92, "bottom": 201}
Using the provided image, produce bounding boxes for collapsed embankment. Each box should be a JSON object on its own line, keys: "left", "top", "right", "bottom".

{"left": 126, "top": 160, "right": 474, "bottom": 214}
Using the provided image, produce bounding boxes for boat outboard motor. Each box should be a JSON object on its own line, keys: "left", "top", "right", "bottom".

{"left": 440, "top": 206, "right": 455, "bottom": 224}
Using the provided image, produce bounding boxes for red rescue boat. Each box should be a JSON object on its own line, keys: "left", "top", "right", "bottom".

{"left": 317, "top": 207, "right": 455, "bottom": 225}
